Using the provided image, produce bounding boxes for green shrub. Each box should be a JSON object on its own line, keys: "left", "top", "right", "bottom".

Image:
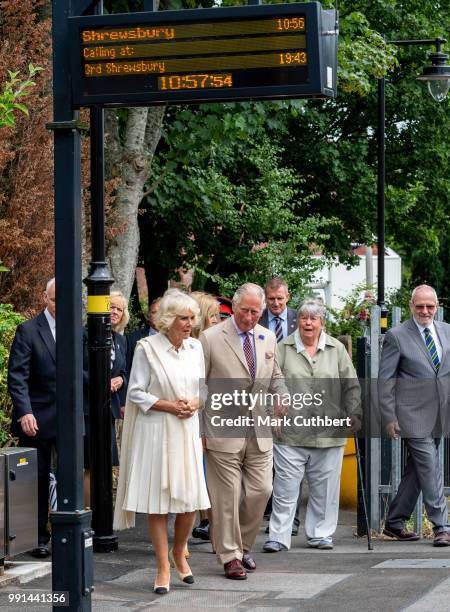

{"left": 0, "top": 304, "right": 25, "bottom": 447}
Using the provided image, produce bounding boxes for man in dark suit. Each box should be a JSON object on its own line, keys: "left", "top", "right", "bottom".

{"left": 8, "top": 278, "right": 57, "bottom": 558}
{"left": 125, "top": 297, "right": 161, "bottom": 375}
{"left": 259, "top": 277, "right": 300, "bottom": 533}
{"left": 379, "top": 284, "right": 450, "bottom": 546}
{"left": 259, "top": 277, "right": 297, "bottom": 341}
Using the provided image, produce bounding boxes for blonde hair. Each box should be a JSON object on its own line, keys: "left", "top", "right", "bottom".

{"left": 110, "top": 291, "right": 130, "bottom": 333}
{"left": 156, "top": 288, "right": 200, "bottom": 335}
{"left": 191, "top": 293, "right": 220, "bottom": 338}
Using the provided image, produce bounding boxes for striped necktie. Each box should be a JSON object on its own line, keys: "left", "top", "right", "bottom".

{"left": 274, "top": 317, "right": 283, "bottom": 343}
{"left": 424, "top": 327, "right": 440, "bottom": 371}
{"left": 243, "top": 333, "right": 256, "bottom": 379}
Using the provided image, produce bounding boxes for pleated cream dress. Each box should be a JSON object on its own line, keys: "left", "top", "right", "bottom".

{"left": 114, "top": 333, "right": 210, "bottom": 529}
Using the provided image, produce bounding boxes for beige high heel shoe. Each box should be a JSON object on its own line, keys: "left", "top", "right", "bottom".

{"left": 153, "top": 581, "right": 170, "bottom": 595}
{"left": 153, "top": 567, "right": 171, "bottom": 594}
{"left": 169, "top": 549, "right": 194, "bottom": 584}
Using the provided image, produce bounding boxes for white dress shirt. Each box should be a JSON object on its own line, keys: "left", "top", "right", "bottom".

{"left": 44, "top": 308, "right": 56, "bottom": 341}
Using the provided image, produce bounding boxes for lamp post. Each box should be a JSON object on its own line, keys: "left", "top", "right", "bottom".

{"left": 377, "top": 37, "right": 450, "bottom": 331}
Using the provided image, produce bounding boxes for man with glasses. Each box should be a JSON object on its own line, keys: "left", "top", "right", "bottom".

{"left": 379, "top": 284, "right": 450, "bottom": 546}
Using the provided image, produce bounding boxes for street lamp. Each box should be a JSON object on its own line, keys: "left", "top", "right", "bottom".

{"left": 377, "top": 37, "right": 450, "bottom": 330}
{"left": 416, "top": 38, "right": 450, "bottom": 102}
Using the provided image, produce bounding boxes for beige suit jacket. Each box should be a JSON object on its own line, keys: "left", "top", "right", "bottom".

{"left": 200, "top": 318, "right": 285, "bottom": 453}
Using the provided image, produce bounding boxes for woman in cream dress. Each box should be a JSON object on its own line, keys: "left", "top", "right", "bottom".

{"left": 114, "top": 289, "right": 210, "bottom": 594}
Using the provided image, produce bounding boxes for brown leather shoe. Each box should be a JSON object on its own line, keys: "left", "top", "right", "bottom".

{"left": 383, "top": 525, "right": 419, "bottom": 541}
{"left": 433, "top": 531, "right": 450, "bottom": 547}
{"left": 224, "top": 559, "right": 247, "bottom": 580}
{"left": 242, "top": 551, "right": 256, "bottom": 572}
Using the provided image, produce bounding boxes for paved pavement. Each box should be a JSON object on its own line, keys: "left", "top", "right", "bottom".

{"left": 1, "top": 509, "right": 450, "bottom": 611}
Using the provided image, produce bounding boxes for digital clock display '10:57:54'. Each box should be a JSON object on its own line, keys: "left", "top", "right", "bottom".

{"left": 158, "top": 73, "right": 233, "bottom": 90}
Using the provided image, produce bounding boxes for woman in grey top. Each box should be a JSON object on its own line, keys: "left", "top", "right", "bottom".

{"left": 263, "top": 298, "right": 361, "bottom": 552}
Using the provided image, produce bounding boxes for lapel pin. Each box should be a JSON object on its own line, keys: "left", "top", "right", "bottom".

{"left": 258, "top": 334, "right": 265, "bottom": 340}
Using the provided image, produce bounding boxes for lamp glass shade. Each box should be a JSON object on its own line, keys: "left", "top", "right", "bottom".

{"left": 427, "top": 78, "right": 450, "bottom": 102}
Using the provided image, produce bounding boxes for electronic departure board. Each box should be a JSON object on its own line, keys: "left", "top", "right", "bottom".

{"left": 69, "top": 2, "right": 337, "bottom": 107}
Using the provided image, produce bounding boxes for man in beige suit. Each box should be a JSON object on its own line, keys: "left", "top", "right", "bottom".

{"left": 200, "top": 283, "right": 285, "bottom": 580}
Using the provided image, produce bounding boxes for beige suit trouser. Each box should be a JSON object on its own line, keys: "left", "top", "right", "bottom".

{"left": 205, "top": 438, "right": 273, "bottom": 565}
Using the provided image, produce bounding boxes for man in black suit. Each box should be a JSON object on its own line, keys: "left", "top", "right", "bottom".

{"left": 8, "top": 278, "right": 56, "bottom": 558}
{"left": 125, "top": 296, "right": 161, "bottom": 374}
{"left": 259, "top": 277, "right": 297, "bottom": 341}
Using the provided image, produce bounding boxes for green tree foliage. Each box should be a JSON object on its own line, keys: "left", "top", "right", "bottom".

{"left": 0, "top": 64, "right": 43, "bottom": 128}
{"left": 0, "top": 304, "right": 24, "bottom": 446}
{"left": 0, "top": 1, "right": 54, "bottom": 313}
{"left": 141, "top": 101, "right": 342, "bottom": 297}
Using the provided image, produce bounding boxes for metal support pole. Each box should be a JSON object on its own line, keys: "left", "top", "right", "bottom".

{"left": 377, "top": 75, "right": 388, "bottom": 333}
{"left": 369, "top": 306, "right": 381, "bottom": 531}
{"left": 356, "top": 337, "right": 369, "bottom": 536}
{"left": 391, "top": 306, "right": 402, "bottom": 328}
{"left": 82, "top": 0, "right": 117, "bottom": 555}
{"left": 365, "top": 246, "right": 373, "bottom": 288}
{"left": 390, "top": 306, "right": 402, "bottom": 497}
{"left": 377, "top": 76, "right": 385, "bottom": 310}
{"left": 84, "top": 105, "right": 117, "bottom": 553}
{"left": 50, "top": 0, "right": 93, "bottom": 609}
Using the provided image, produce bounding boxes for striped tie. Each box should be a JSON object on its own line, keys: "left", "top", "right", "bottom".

{"left": 424, "top": 328, "right": 440, "bottom": 371}
{"left": 49, "top": 472, "right": 57, "bottom": 511}
{"left": 243, "top": 333, "right": 256, "bottom": 379}
{"left": 274, "top": 317, "right": 283, "bottom": 343}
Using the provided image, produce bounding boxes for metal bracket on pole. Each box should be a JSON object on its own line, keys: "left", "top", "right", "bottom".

{"left": 46, "top": 120, "right": 89, "bottom": 133}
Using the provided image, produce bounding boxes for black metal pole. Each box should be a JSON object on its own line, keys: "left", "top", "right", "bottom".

{"left": 356, "top": 337, "right": 370, "bottom": 536}
{"left": 84, "top": 104, "right": 117, "bottom": 553}
{"left": 354, "top": 433, "right": 373, "bottom": 550}
{"left": 377, "top": 75, "right": 388, "bottom": 333}
{"left": 49, "top": 0, "right": 93, "bottom": 609}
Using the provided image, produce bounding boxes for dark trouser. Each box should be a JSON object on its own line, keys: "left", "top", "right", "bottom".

{"left": 387, "top": 437, "right": 449, "bottom": 532}
{"left": 19, "top": 435, "right": 57, "bottom": 545}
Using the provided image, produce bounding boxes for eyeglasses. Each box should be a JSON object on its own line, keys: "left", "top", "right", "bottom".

{"left": 413, "top": 303, "right": 436, "bottom": 310}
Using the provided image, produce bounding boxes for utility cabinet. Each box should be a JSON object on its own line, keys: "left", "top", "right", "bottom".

{"left": 0, "top": 448, "right": 38, "bottom": 563}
